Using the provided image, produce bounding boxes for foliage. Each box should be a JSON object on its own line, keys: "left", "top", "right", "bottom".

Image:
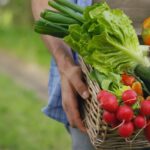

{"left": 0, "top": 73, "right": 71, "bottom": 150}
{"left": 0, "top": 0, "right": 33, "bottom": 27}
{"left": 0, "top": 26, "right": 50, "bottom": 68}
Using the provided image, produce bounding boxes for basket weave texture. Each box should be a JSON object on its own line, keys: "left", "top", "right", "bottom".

{"left": 79, "top": 56, "right": 150, "bottom": 150}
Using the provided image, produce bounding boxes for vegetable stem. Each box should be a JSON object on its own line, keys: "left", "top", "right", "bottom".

{"left": 53, "top": 0, "right": 84, "bottom": 14}
{"left": 34, "top": 19, "right": 69, "bottom": 38}
{"left": 48, "top": 1, "right": 84, "bottom": 23}
{"left": 109, "top": 39, "right": 146, "bottom": 67}
{"left": 41, "top": 9, "right": 80, "bottom": 24}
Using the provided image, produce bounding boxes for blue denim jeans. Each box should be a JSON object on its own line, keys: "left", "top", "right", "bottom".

{"left": 66, "top": 126, "right": 95, "bottom": 150}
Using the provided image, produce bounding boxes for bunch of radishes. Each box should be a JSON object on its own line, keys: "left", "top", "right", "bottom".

{"left": 97, "top": 83, "right": 150, "bottom": 141}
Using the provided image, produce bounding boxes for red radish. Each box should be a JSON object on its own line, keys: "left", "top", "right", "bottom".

{"left": 109, "top": 118, "right": 121, "bottom": 128}
{"left": 144, "top": 121, "right": 150, "bottom": 142}
{"left": 122, "top": 90, "right": 137, "bottom": 105}
{"left": 97, "top": 90, "right": 112, "bottom": 101}
{"left": 121, "top": 73, "right": 135, "bottom": 86}
{"left": 100, "top": 94, "right": 119, "bottom": 112}
{"left": 117, "top": 105, "right": 134, "bottom": 122}
{"left": 134, "top": 115, "right": 146, "bottom": 129}
{"left": 118, "top": 122, "right": 134, "bottom": 138}
{"left": 140, "top": 100, "right": 150, "bottom": 116}
{"left": 146, "top": 96, "right": 150, "bottom": 100}
{"left": 111, "top": 120, "right": 120, "bottom": 128}
{"left": 102, "top": 111, "right": 117, "bottom": 125}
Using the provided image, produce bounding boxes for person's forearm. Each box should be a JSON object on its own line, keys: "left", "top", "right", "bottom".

{"left": 31, "top": 0, "right": 75, "bottom": 73}
{"left": 42, "top": 35, "right": 75, "bottom": 72}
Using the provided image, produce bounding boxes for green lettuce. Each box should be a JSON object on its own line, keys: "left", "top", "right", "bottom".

{"left": 64, "top": 2, "right": 149, "bottom": 74}
{"left": 64, "top": 2, "right": 150, "bottom": 94}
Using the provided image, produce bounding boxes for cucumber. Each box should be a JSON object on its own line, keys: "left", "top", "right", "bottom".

{"left": 134, "top": 64, "right": 150, "bottom": 95}
{"left": 134, "top": 64, "right": 150, "bottom": 83}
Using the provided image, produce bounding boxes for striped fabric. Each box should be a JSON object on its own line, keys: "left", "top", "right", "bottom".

{"left": 42, "top": 0, "right": 92, "bottom": 125}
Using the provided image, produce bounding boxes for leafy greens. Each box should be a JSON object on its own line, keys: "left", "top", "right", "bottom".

{"left": 64, "top": 2, "right": 150, "bottom": 95}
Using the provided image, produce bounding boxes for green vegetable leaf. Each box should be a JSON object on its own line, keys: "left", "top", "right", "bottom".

{"left": 101, "top": 79, "right": 112, "bottom": 90}
{"left": 64, "top": 2, "right": 150, "bottom": 90}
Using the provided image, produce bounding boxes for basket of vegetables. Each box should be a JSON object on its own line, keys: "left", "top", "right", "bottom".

{"left": 34, "top": 0, "right": 150, "bottom": 149}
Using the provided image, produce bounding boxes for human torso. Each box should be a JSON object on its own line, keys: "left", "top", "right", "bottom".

{"left": 93, "top": 0, "right": 150, "bottom": 34}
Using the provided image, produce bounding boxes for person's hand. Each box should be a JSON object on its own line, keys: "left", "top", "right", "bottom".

{"left": 60, "top": 65, "right": 90, "bottom": 132}
{"left": 32, "top": 0, "right": 89, "bottom": 132}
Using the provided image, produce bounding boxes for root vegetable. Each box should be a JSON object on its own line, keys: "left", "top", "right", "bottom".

{"left": 140, "top": 100, "right": 150, "bottom": 116}
{"left": 118, "top": 122, "right": 134, "bottom": 138}
{"left": 122, "top": 90, "right": 137, "bottom": 105}
{"left": 117, "top": 105, "right": 134, "bottom": 122}
{"left": 102, "top": 111, "right": 117, "bottom": 125}
{"left": 134, "top": 115, "right": 146, "bottom": 129}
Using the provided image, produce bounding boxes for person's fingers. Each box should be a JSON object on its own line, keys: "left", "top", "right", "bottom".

{"left": 64, "top": 102, "right": 86, "bottom": 132}
{"left": 72, "top": 109, "right": 87, "bottom": 132}
{"left": 68, "top": 66, "right": 90, "bottom": 99}
{"left": 63, "top": 97, "right": 86, "bottom": 132}
{"left": 61, "top": 77, "right": 86, "bottom": 132}
{"left": 67, "top": 106, "right": 86, "bottom": 132}
{"left": 61, "top": 76, "right": 74, "bottom": 111}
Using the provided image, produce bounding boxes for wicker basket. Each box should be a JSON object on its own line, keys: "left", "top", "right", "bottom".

{"left": 78, "top": 53, "right": 150, "bottom": 150}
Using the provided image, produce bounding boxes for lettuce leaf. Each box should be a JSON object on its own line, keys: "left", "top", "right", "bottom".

{"left": 65, "top": 2, "right": 150, "bottom": 73}
{"left": 64, "top": 2, "right": 150, "bottom": 93}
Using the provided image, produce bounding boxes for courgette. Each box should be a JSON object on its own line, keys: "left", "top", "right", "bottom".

{"left": 134, "top": 64, "right": 150, "bottom": 95}
{"left": 134, "top": 64, "right": 150, "bottom": 83}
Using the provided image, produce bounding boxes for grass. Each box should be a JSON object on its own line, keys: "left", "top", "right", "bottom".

{"left": 0, "top": 73, "right": 71, "bottom": 150}
{"left": 0, "top": 26, "right": 50, "bottom": 69}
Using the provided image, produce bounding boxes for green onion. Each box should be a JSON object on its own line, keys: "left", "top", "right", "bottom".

{"left": 34, "top": 19, "right": 69, "bottom": 38}
{"left": 41, "top": 9, "right": 80, "bottom": 24}
{"left": 53, "top": 0, "right": 84, "bottom": 14}
{"left": 48, "top": 1, "right": 84, "bottom": 23}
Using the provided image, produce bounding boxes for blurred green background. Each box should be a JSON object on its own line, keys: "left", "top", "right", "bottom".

{"left": 0, "top": 0, "right": 71, "bottom": 150}
{"left": 0, "top": 0, "right": 50, "bottom": 67}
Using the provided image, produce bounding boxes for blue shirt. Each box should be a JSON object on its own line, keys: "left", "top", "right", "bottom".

{"left": 42, "top": 0, "right": 92, "bottom": 125}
